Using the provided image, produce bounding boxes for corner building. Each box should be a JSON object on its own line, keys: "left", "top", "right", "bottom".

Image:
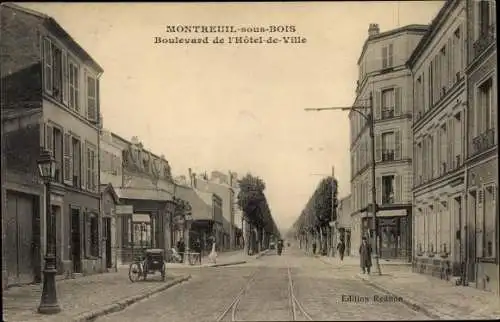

{"left": 350, "top": 23, "right": 427, "bottom": 260}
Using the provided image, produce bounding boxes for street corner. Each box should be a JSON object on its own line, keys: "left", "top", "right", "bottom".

{"left": 73, "top": 274, "right": 192, "bottom": 322}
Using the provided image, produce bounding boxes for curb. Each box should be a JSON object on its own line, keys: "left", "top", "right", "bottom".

{"left": 255, "top": 249, "right": 270, "bottom": 259}
{"left": 74, "top": 274, "right": 191, "bottom": 321}
{"left": 209, "top": 260, "right": 247, "bottom": 268}
{"left": 355, "top": 275, "right": 453, "bottom": 320}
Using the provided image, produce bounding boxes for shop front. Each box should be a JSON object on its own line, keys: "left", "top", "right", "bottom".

{"left": 360, "top": 208, "right": 411, "bottom": 261}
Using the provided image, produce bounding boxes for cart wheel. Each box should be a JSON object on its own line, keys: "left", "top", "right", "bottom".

{"left": 129, "top": 262, "right": 142, "bottom": 283}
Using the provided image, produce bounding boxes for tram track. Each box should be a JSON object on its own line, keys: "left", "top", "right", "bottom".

{"left": 216, "top": 259, "right": 312, "bottom": 321}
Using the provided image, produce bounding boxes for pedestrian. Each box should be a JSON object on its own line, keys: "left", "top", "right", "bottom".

{"left": 312, "top": 241, "right": 317, "bottom": 255}
{"left": 177, "top": 238, "right": 185, "bottom": 263}
{"left": 337, "top": 239, "right": 346, "bottom": 261}
{"left": 209, "top": 240, "right": 218, "bottom": 264}
{"left": 359, "top": 236, "right": 372, "bottom": 274}
{"left": 193, "top": 238, "right": 202, "bottom": 265}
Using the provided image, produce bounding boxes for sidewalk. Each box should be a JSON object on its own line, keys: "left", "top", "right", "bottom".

{"left": 317, "top": 255, "right": 500, "bottom": 320}
{"left": 164, "top": 248, "right": 269, "bottom": 269}
{"left": 3, "top": 268, "right": 191, "bottom": 322}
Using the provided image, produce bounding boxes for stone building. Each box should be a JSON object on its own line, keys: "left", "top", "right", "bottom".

{"left": 408, "top": 0, "right": 467, "bottom": 282}
{"left": 1, "top": 3, "right": 105, "bottom": 282}
{"left": 464, "top": 0, "right": 497, "bottom": 294}
{"left": 350, "top": 23, "right": 428, "bottom": 261}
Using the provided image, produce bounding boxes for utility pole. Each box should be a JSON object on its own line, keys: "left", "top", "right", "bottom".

{"left": 304, "top": 92, "right": 382, "bottom": 275}
{"left": 331, "top": 165, "right": 336, "bottom": 257}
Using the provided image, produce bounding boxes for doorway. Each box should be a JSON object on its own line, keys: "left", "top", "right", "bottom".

{"left": 467, "top": 191, "right": 477, "bottom": 283}
{"left": 103, "top": 217, "right": 112, "bottom": 269}
{"left": 71, "top": 208, "right": 81, "bottom": 273}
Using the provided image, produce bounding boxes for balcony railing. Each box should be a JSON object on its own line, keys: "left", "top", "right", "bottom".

{"left": 472, "top": 128, "right": 496, "bottom": 155}
{"left": 473, "top": 25, "right": 496, "bottom": 58}
{"left": 382, "top": 150, "right": 395, "bottom": 161}
{"left": 382, "top": 195, "right": 395, "bottom": 204}
{"left": 381, "top": 109, "right": 395, "bottom": 119}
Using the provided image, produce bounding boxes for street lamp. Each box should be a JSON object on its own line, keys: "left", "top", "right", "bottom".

{"left": 304, "top": 92, "right": 382, "bottom": 275}
{"left": 37, "top": 149, "right": 61, "bottom": 314}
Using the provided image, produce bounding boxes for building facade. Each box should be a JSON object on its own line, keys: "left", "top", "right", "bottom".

{"left": 350, "top": 23, "right": 427, "bottom": 261}
{"left": 409, "top": 0, "right": 467, "bottom": 282}
{"left": 99, "top": 131, "right": 176, "bottom": 264}
{"left": 337, "top": 195, "right": 352, "bottom": 256}
{"left": 465, "top": 0, "right": 498, "bottom": 294}
{"left": 1, "top": 3, "right": 105, "bottom": 282}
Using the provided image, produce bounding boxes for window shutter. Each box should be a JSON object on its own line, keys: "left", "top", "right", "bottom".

{"left": 376, "top": 177, "right": 382, "bottom": 205}
{"left": 375, "top": 91, "right": 381, "bottom": 120}
{"left": 394, "top": 87, "right": 402, "bottom": 116}
{"left": 96, "top": 78, "right": 100, "bottom": 125}
{"left": 394, "top": 130, "right": 401, "bottom": 160}
{"left": 46, "top": 124, "right": 53, "bottom": 153}
{"left": 375, "top": 134, "right": 382, "bottom": 162}
{"left": 388, "top": 44, "right": 394, "bottom": 67}
{"left": 62, "top": 51, "right": 69, "bottom": 105}
{"left": 81, "top": 143, "right": 86, "bottom": 190}
{"left": 43, "top": 38, "right": 53, "bottom": 94}
{"left": 87, "top": 76, "right": 97, "bottom": 122}
{"left": 395, "top": 175, "right": 402, "bottom": 203}
{"left": 75, "top": 64, "right": 81, "bottom": 112}
{"left": 382, "top": 46, "right": 388, "bottom": 69}
{"left": 447, "top": 119, "right": 454, "bottom": 169}
{"left": 93, "top": 150, "right": 98, "bottom": 192}
{"left": 63, "top": 133, "right": 71, "bottom": 181}
{"left": 476, "top": 189, "right": 484, "bottom": 257}
{"left": 447, "top": 39, "right": 452, "bottom": 88}
{"left": 85, "top": 212, "right": 92, "bottom": 257}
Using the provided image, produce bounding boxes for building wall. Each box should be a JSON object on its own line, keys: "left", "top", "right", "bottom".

{"left": 0, "top": 5, "right": 43, "bottom": 110}
{"left": 99, "top": 129, "right": 123, "bottom": 187}
{"left": 465, "top": 0, "right": 498, "bottom": 295}
{"left": 411, "top": 0, "right": 467, "bottom": 279}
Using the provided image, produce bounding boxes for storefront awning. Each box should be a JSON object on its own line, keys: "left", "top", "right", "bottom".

{"left": 115, "top": 187, "right": 174, "bottom": 202}
{"left": 360, "top": 209, "right": 406, "bottom": 218}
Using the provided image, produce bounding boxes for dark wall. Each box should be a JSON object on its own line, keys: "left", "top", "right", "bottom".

{"left": 1, "top": 5, "right": 43, "bottom": 109}
{"left": 4, "top": 122, "right": 42, "bottom": 183}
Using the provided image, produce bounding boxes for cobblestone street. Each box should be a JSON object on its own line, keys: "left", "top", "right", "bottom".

{"left": 96, "top": 246, "right": 430, "bottom": 321}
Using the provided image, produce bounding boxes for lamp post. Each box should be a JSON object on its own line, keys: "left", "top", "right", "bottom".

{"left": 37, "top": 149, "right": 61, "bottom": 314}
{"left": 304, "top": 92, "right": 382, "bottom": 275}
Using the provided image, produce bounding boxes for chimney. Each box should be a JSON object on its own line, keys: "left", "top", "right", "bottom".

{"left": 192, "top": 172, "right": 197, "bottom": 189}
{"left": 188, "top": 168, "right": 193, "bottom": 187}
{"left": 228, "top": 171, "right": 233, "bottom": 187}
{"left": 368, "top": 23, "right": 380, "bottom": 37}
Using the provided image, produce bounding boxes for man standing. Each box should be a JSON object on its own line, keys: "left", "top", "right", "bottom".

{"left": 177, "top": 238, "right": 185, "bottom": 263}
{"left": 337, "top": 239, "right": 346, "bottom": 262}
{"left": 359, "top": 236, "right": 372, "bottom": 274}
{"left": 312, "top": 240, "right": 317, "bottom": 255}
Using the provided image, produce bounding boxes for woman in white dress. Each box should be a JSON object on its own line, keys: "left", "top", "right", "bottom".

{"left": 208, "top": 241, "right": 218, "bottom": 264}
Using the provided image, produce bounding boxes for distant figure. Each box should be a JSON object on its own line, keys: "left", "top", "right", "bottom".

{"left": 359, "top": 237, "right": 372, "bottom": 274}
{"left": 277, "top": 239, "right": 284, "bottom": 256}
{"left": 312, "top": 241, "right": 317, "bottom": 255}
{"left": 192, "top": 238, "right": 202, "bottom": 265}
{"left": 337, "top": 240, "right": 346, "bottom": 261}
{"left": 208, "top": 241, "right": 218, "bottom": 264}
{"left": 177, "top": 239, "right": 185, "bottom": 263}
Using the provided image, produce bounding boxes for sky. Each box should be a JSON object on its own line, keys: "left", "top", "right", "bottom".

{"left": 19, "top": 1, "right": 444, "bottom": 232}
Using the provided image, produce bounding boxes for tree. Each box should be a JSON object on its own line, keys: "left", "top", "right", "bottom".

{"left": 237, "top": 173, "right": 266, "bottom": 226}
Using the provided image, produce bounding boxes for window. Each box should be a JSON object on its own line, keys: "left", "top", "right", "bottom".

{"left": 428, "top": 62, "right": 433, "bottom": 108}
{"left": 382, "top": 132, "right": 395, "bottom": 161}
{"left": 53, "top": 127, "right": 63, "bottom": 183}
{"left": 63, "top": 132, "right": 73, "bottom": 182}
{"left": 85, "top": 213, "right": 99, "bottom": 258}
{"left": 381, "top": 88, "right": 395, "bottom": 119}
{"left": 453, "top": 27, "right": 461, "bottom": 78}
{"left": 43, "top": 38, "right": 69, "bottom": 104}
{"left": 52, "top": 45, "right": 62, "bottom": 100}
{"left": 478, "top": 0, "right": 491, "bottom": 38}
{"left": 416, "top": 76, "right": 422, "bottom": 117}
{"left": 440, "top": 124, "right": 447, "bottom": 174}
{"left": 87, "top": 76, "right": 97, "bottom": 122}
{"left": 72, "top": 138, "right": 81, "bottom": 188}
{"left": 69, "top": 61, "right": 80, "bottom": 111}
{"left": 382, "top": 44, "right": 394, "bottom": 69}
{"left": 382, "top": 175, "right": 395, "bottom": 204}
{"left": 86, "top": 145, "right": 97, "bottom": 192}
{"left": 440, "top": 46, "right": 447, "bottom": 94}
{"left": 478, "top": 77, "right": 493, "bottom": 133}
